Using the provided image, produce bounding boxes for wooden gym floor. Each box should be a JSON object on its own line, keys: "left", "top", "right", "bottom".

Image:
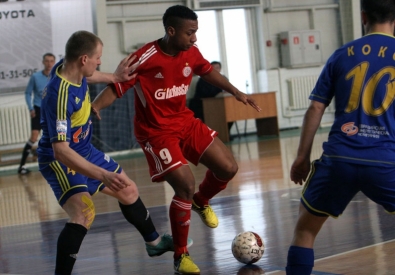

{"left": 1, "top": 130, "right": 395, "bottom": 275}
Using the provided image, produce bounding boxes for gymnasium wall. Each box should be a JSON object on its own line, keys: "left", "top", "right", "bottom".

{"left": 0, "top": 0, "right": 362, "bottom": 151}
{"left": 0, "top": 0, "right": 93, "bottom": 94}
{"left": 95, "top": 0, "right": 361, "bottom": 133}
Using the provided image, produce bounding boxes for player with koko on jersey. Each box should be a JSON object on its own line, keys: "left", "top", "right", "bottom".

{"left": 92, "top": 5, "right": 261, "bottom": 274}
{"left": 286, "top": 0, "right": 395, "bottom": 274}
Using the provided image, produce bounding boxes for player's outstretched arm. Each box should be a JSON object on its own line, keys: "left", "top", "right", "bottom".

{"left": 52, "top": 141, "right": 129, "bottom": 192}
{"left": 91, "top": 85, "right": 118, "bottom": 120}
{"left": 201, "top": 70, "right": 261, "bottom": 112}
{"left": 87, "top": 54, "right": 138, "bottom": 84}
{"left": 290, "top": 100, "right": 326, "bottom": 185}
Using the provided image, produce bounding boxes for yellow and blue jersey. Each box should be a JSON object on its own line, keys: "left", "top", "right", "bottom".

{"left": 311, "top": 33, "right": 395, "bottom": 166}
{"left": 38, "top": 59, "right": 93, "bottom": 164}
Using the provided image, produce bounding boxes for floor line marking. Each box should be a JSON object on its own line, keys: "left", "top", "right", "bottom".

{"left": 315, "top": 238, "right": 395, "bottom": 262}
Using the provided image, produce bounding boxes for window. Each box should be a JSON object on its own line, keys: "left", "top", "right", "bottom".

{"left": 223, "top": 9, "right": 253, "bottom": 94}
{"left": 195, "top": 11, "right": 221, "bottom": 62}
{"left": 196, "top": 9, "right": 253, "bottom": 94}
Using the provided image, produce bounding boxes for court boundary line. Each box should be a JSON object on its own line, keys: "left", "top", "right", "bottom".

{"left": 262, "top": 239, "right": 395, "bottom": 275}
{"left": 315, "top": 238, "right": 395, "bottom": 262}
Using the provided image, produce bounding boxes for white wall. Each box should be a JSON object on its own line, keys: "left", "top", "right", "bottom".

{"left": 91, "top": 0, "right": 362, "bottom": 131}
{"left": 96, "top": 0, "right": 179, "bottom": 74}
{"left": 0, "top": 0, "right": 93, "bottom": 93}
{"left": 257, "top": 66, "right": 335, "bottom": 130}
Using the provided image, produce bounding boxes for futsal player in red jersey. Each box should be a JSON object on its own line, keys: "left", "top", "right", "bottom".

{"left": 92, "top": 5, "right": 261, "bottom": 274}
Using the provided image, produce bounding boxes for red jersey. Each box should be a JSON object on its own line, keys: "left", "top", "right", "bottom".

{"left": 112, "top": 40, "right": 212, "bottom": 139}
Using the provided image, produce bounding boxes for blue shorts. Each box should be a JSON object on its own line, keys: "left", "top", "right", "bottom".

{"left": 302, "top": 157, "right": 395, "bottom": 217}
{"left": 39, "top": 146, "right": 122, "bottom": 206}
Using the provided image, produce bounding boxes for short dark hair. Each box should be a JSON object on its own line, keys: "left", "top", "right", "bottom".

{"left": 65, "top": 30, "right": 103, "bottom": 62}
{"left": 361, "top": 0, "right": 395, "bottom": 24}
{"left": 162, "top": 5, "right": 198, "bottom": 30}
{"left": 211, "top": 61, "right": 221, "bottom": 68}
{"left": 42, "top": 53, "right": 55, "bottom": 60}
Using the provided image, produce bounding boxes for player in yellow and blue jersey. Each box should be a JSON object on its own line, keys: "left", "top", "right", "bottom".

{"left": 286, "top": 0, "right": 395, "bottom": 274}
{"left": 37, "top": 30, "right": 190, "bottom": 275}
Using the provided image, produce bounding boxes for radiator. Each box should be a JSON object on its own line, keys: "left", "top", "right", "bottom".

{"left": 287, "top": 75, "right": 318, "bottom": 110}
{"left": 0, "top": 105, "right": 30, "bottom": 146}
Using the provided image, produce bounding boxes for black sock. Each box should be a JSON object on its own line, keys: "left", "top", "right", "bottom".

{"left": 19, "top": 140, "right": 33, "bottom": 167}
{"left": 55, "top": 223, "right": 87, "bottom": 275}
{"left": 119, "top": 197, "right": 159, "bottom": 242}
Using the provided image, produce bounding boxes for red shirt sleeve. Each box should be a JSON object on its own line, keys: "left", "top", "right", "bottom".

{"left": 110, "top": 78, "right": 136, "bottom": 98}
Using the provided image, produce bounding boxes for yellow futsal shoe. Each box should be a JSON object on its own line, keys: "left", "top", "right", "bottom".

{"left": 174, "top": 253, "right": 200, "bottom": 274}
{"left": 192, "top": 200, "right": 218, "bottom": 228}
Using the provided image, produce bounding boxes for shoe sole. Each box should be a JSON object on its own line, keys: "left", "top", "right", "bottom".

{"left": 174, "top": 271, "right": 201, "bottom": 275}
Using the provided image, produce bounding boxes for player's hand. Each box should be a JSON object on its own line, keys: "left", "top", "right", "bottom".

{"left": 91, "top": 104, "right": 101, "bottom": 120}
{"left": 102, "top": 171, "right": 130, "bottom": 192}
{"left": 30, "top": 110, "right": 36, "bottom": 118}
{"left": 290, "top": 156, "right": 311, "bottom": 185}
{"left": 113, "top": 54, "right": 140, "bottom": 83}
{"left": 234, "top": 91, "right": 261, "bottom": 112}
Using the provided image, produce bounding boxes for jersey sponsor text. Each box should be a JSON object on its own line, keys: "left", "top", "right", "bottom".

{"left": 154, "top": 84, "right": 189, "bottom": 100}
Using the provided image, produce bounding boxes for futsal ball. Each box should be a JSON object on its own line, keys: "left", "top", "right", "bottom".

{"left": 231, "top": 231, "right": 264, "bottom": 264}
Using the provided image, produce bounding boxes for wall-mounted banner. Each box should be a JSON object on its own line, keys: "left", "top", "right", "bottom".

{"left": 0, "top": 0, "right": 93, "bottom": 92}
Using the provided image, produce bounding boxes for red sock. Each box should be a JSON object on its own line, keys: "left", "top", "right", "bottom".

{"left": 169, "top": 196, "right": 191, "bottom": 259}
{"left": 193, "top": 170, "right": 231, "bottom": 207}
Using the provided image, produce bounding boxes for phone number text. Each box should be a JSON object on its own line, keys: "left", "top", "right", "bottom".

{"left": 0, "top": 69, "right": 39, "bottom": 80}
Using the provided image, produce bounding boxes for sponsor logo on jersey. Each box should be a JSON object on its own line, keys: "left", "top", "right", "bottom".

{"left": 67, "top": 168, "right": 76, "bottom": 175}
{"left": 104, "top": 154, "right": 110, "bottom": 162}
{"left": 75, "top": 97, "right": 80, "bottom": 104}
{"left": 341, "top": 122, "right": 358, "bottom": 136}
{"left": 182, "top": 65, "right": 192, "bottom": 77}
{"left": 56, "top": 119, "right": 67, "bottom": 135}
{"left": 154, "top": 84, "right": 189, "bottom": 100}
{"left": 72, "top": 120, "right": 91, "bottom": 143}
{"left": 155, "top": 72, "right": 164, "bottom": 78}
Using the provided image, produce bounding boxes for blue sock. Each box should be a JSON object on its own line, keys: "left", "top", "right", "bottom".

{"left": 285, "top": 245, "right": 314, "bottom": 275}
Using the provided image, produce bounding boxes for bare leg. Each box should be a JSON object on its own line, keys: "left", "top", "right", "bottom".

{"left": 199, "top": 137, "right": 238, "bottom": 178}
{"left": 286, "top": 203, "right": 328, "bottom": 275}
{"left": 193, "top": 137, "right": 237, "bottom": 207}
{"left": 292, "top": 203, "right": 328, "bottom": 247}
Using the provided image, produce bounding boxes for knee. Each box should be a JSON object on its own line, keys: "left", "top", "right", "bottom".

{"left": 118, "top": 183, "right": 140, "bottom": 205}
{"left": 219, "top": 161, "right": 238, "bottom": 180}
{"left": 185, "top": 182, "right": 196, "bottom": 197}
{"left": 81, "top": 195, "right": 96, "bottom": 229}
{"left": 175, "top": 181, "right": 195, "bottom": 200}
{"left": 183, "top": 181, "right": 196, "bottom": 198}
{"left": 229, "top": 162, "right": 238, "bottom": 178}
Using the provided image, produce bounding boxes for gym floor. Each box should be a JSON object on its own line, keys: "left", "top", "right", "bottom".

{"left": 1, "top": 130, "right": 394, "bottom": 275}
